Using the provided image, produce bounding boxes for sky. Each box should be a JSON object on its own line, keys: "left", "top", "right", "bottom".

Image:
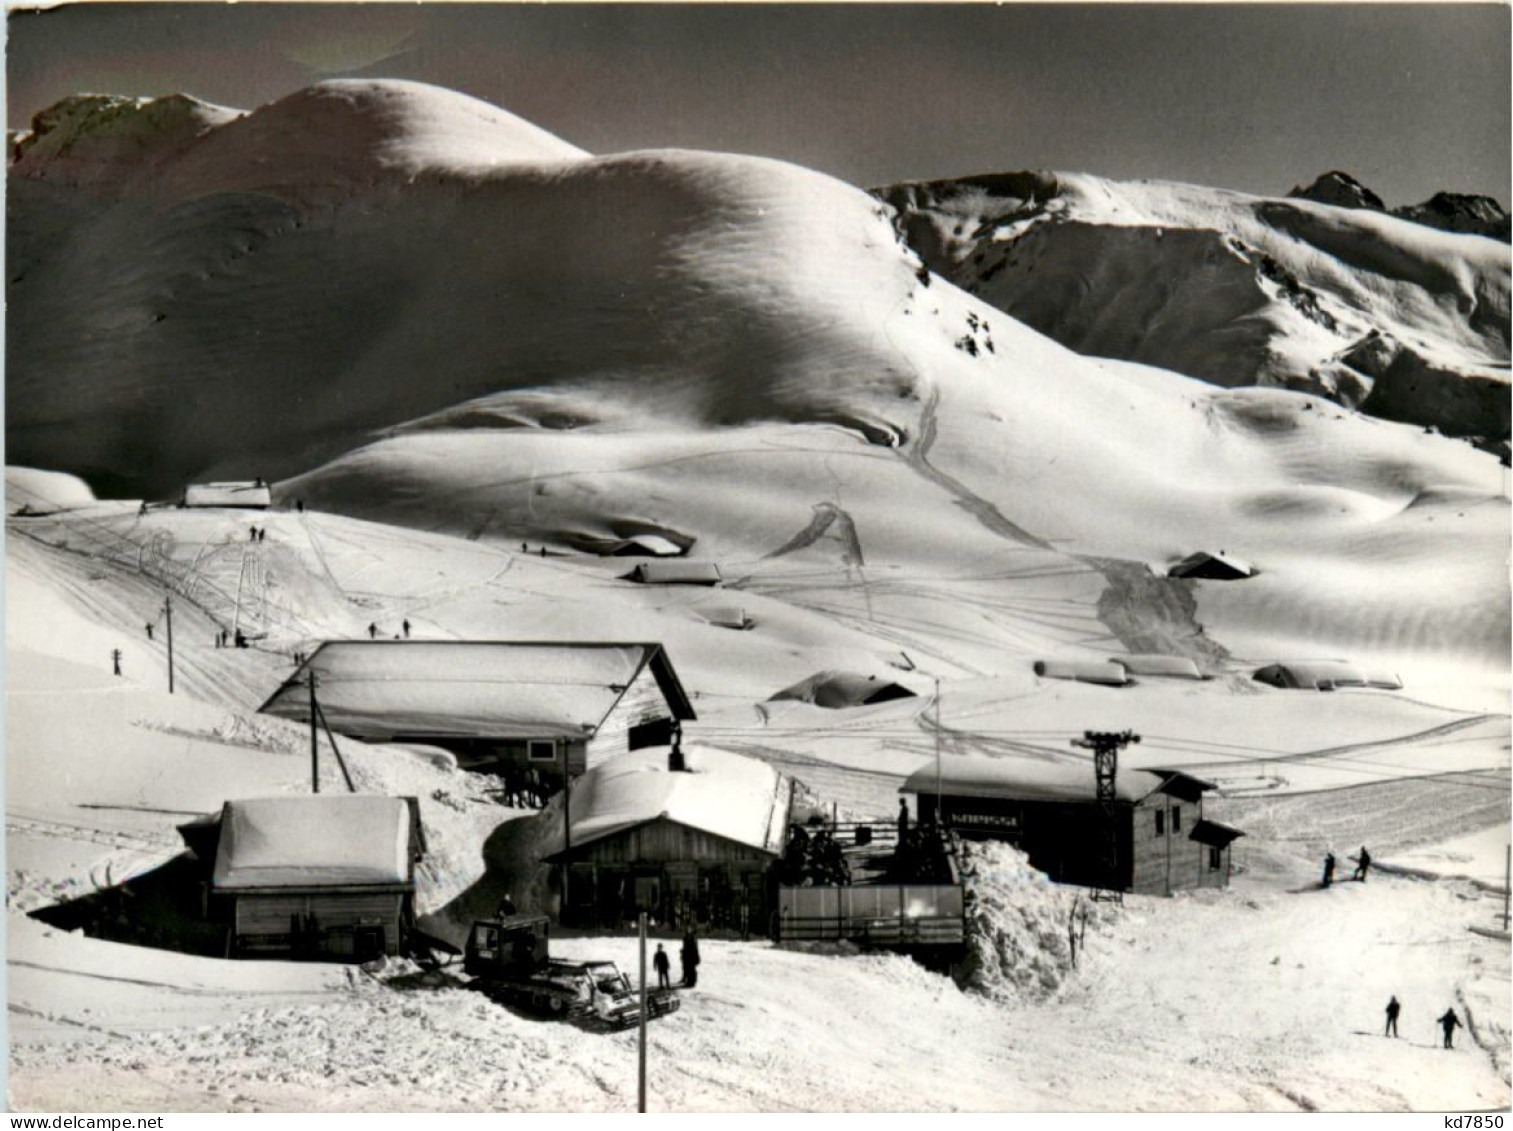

{"left": 5, "top": 3, "right": 1510, "bottom": 204}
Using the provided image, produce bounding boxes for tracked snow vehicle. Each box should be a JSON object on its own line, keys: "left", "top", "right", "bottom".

{"left": 463, "top": 914, "right": 680, "bottom": 1029}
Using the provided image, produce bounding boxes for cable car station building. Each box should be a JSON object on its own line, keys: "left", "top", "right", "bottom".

{"left": 901, "top": 756, "right": 1242, "bottom": 896}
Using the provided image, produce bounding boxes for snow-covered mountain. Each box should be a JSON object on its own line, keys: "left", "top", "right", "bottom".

{"left": 876, "top": 170, "right": 1511, "bottom": 453}
{"left": 5, "top": 79, "right": 1509, "bottom": 1112}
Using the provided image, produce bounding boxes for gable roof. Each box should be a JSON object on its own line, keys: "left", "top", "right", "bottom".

{"left": 625, "top": 561, "right": 723, "bottom": 585}
{"left": 769, "top": 670, "right": 920, "bottom": 708}
{"left": 1167, "top": 550, "right": 1255, "bottom": 579}
{"left": 183, "top": 482, "right": 272, "bottom": 508}
{"left": 212, "top": 795, "right": 413, "bottom": 890}
{"left": 544, "top": 744, "right": 792, "bottom": 860}
{"left": 257, "top": 641, "right": 695, "bottom": 740}
{"left": 899, "top": 755, "right": 1215, "bottom": 805}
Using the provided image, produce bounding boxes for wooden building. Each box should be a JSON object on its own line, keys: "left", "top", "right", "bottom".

{"left": 208, "top": 795, "right": 424, "bottom": 960}
{"left": 542, "top": 744, "right": 794, "bottom": 930}
{"left": 258, "top": 641, "right": 696, "bottom": 786}
{"left": 182, "top": 481, "right": 272, "bottom": 509}
{"left": 901, "top": 756, "right": 1242, "bottom": 896}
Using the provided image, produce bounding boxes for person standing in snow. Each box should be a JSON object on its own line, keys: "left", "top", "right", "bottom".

{"left": 653, "top": 944, "right": 671, "bottom": 990}
{"left": 898, "top": 798, "right": 910, "bottom": 841}
{"left": 402, "top": 618, "right": 411, "bottom": 638}
{"left": 1354, "top": 846, "right": 1372, "bottom": 882}
{"left": 111, "top": 648, "right": 122, "bottom": 677}
{"left": 1384, "top": 996, "right": 1400, "bottom": 1037}
{"left": 680, "top": 927, "right": 701, "bottom": 988}
{"left": 145, "top": 623, "right": 154, "bottom": 641}
{"left": 1439, "top": 1008, "right": 1462, "bottom": 1049}
{"left": 367, "top": 623, "right": 378, "bottom": 640}
{"left": 1322, "top": 851, "right": 1336, "bottom": 887}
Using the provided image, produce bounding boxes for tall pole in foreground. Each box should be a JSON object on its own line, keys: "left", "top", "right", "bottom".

{"left": 163, "top": 594, "right": 175, "bottom": 695}
{"left": 308, "top": 672, "right": 320, "bottom": 794}
{"left": 638, "top": 912, "right": 648, "bottom": 1113}
{"left": 561, "top": 745, "right": 572, "bottom": 922}
{"left": 1504, "top": 845, "right": 1510, "bottom": 932}
{"left": 934, "top": 678, "right": 943, "bottom": 824}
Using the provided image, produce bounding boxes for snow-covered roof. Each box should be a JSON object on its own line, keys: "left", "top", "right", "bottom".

{"left": 626, "top": 561, "right": 723, "bottom": 585}
{"left": 769, "top": 670, "right": 919, "bottom": 708}
{"left": 899, "top": 756, "right": 1213, "bottom": 805}
{"left": 212, "top": 795, "right": 413, "bottom": 890}
{"left": 183, "top": 482, "right": 272, "bottom": 508}
{"left": 1253, "top": 660, "right": 1399, "bottom": 690}
{"left": 258, "top": 641, "right": 695, "bottom": 740}
{"left": 1033, "top": 660, "right": 1131, "bottom": 687}
{"left": 545, "top": 744, "right": 792, "bottom": 860}
{"left": 1167, "top": 550, "right": 1255, "bottom": 579}
{"left": 1111, "top": 654, "right": 1205, "bottom": 680}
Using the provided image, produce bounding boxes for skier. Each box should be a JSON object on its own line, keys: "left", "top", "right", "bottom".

{"left": 680, "top": 927, "right": 701, "bottom": 988}
{"left": 145, "top": 623, "right": 154, "bottom": 642}
{"left": 367, "top": 623, "right": 378, "bottom": 640}
{"left": 402, "top": 619, "right": 411, "bottom": 639}
{"left": 1354, "top": 846, "right": 1372, "bottom": 882}
{"left": 1439, "top": 1007, "right": 1462, "bottom": 1049}
{"left": 1322, "top": 851, "right": 1336, "bottom": 888}
{"left": 653, "top": 944, "right": 671, "bottom": 990}
{"left": 296, "top": 499, "right": 305, "bottom": 513}
{"left": 1384, "top": 995, "right": 1400, "bottom": 1038}
{"left": 111, "top": 648, "right": 122, "bottom": 677}
{"left": 249, "top": 526, "right": 258, "bottom": 542}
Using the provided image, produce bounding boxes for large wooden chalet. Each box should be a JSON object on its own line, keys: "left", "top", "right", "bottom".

{"left": 542, "top": 744, "right": 794, "bottom": 931}
{"left": 902, "top": 756, "right": 1243, "bottom": 896}
{"left": 258, "top": 641, "right": 696, "bottom": 789}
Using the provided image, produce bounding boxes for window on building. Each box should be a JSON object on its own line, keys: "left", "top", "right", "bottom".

{"left": 1154, "top": 810, "right": 1165, "bottom": 837}
{"left": 528, "top": 739, "right": 557, "bottom": 762}
{"left": 1208, "top": 846, "right": 1222, "bottom": 871}
{"left": 1171, "top": 806, "right": 1181, "bottom": 832}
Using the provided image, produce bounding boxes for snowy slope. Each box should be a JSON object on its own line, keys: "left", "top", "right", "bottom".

{"left": 5, "top": 79, "right": 1510, "bottom": 1112}
{"left": 877, "top": 170, "right": 1511, "bottom": 449}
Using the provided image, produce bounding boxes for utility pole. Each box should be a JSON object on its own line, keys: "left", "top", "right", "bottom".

{"left": 933, "top": 678, "right": 943, "bottom": 826}
{"left": 638, "top": 911, "right": 648, "bottom": 1113}
{"left": 561, "top": 744, "right": 572, "bottom": 923}
{"left": 1504, "top": 845, "right": 1510, "bottom": 932}
{"left": 308, "top": 672, "right": 320, "bottom": 794}
{"left": 163, "top": 594, "right": 175, "bottom": 695}
{"left": 1071, "top": 729, "right": 1140, "bottom": 901}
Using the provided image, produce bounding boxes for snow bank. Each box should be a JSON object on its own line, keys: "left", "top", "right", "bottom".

{"left": 955, "top": 839, "right": 1105, "bottom": 1004}
{"left": 7, "top": 467, "right": 96, "bottom": 512}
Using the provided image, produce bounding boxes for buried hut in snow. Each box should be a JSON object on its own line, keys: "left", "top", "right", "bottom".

{"left": 769, "top": 670, "right": 920, "bottom": 708}
{"left": 180, "top": 794, "right": 425, "bottom": 961}
{"left": 1166, "top": 550, "right": 1256, "bottom": 580}
{"left": 1252, "top": 660, "right": 1403, "bottom": 691}
{"left": 181, "top": 481, "right": 272, "bottom": 509}
{"left": 257, "top": 641, "right": 696, "bottom": 791}
{"left": 624, "top": 560, "right": 724, "bottom": 586}
{"left": 900, "top": 756, "right": 1243, "bottom": 896}
{"left": 541, "top": 743, "right": 795, "bottom": 932}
